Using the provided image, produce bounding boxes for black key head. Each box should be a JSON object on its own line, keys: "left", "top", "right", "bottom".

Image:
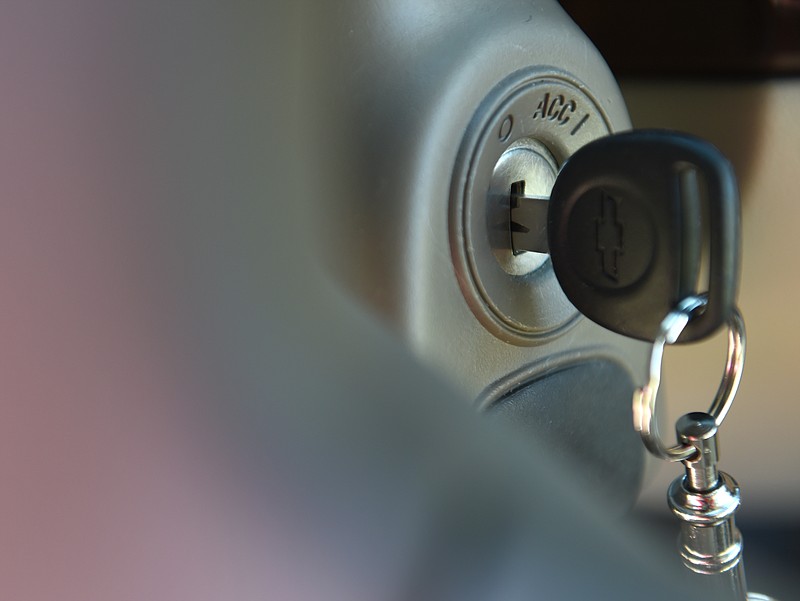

{"left": 547, "top": 130, "right": 740, "bottom": 343}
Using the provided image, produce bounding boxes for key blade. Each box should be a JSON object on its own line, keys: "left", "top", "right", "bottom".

{"left": 509, "top": 185, "right": 550, "bottom": 254}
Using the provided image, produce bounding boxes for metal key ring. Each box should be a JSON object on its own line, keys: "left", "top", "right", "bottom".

{"left": 632, "top": 296, "right": 746, "bottom": 462}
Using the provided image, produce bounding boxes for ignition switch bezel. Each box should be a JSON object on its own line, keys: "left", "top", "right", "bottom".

{"left": 449, "top": 69, "right": 613, "bottom": 345}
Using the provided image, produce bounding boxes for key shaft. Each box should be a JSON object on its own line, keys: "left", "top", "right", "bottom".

{"left": 509, "top": 180, "right": 550, "bottom": 254}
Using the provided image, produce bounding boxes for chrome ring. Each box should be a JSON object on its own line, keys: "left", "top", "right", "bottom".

{"left": 632, "top": 296, "right": 746, "bottom": 462}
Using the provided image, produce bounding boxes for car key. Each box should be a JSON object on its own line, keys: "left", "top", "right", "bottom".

{"left": 511, "top": 130, "right": 740, "bottom": 343}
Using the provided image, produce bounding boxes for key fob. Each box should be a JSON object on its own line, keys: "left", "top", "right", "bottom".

{"left": 547, "top": 130, "right": 740, "bottom": 343}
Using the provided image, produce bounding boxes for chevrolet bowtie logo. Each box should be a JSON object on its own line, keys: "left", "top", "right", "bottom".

{"left": 595, "top": 192, "right": 624, "bottom": 281}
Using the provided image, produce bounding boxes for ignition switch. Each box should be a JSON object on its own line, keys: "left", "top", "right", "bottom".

{"left": 449, "top": 70, "right": 613, "bottom": 344}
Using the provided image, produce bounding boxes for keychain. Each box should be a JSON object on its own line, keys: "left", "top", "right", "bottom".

{"left": 632, "top": 295, "right": 777, "bottom": 601}
{"left": 508, "top": 129, "right": 779, "bottom": 598}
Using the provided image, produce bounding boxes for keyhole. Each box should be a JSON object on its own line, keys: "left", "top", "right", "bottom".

{"left": 487, "top": 138, "right": 558, "bottom": 276}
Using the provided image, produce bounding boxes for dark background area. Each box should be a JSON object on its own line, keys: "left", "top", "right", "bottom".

{"left": 560, "top": 0, "right": 800, "bottom": 77}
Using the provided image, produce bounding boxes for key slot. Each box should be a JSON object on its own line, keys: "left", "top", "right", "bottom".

{"left": 509, "top": 180, "right": 550, "bottom": 255}
{"left": 487, "top": 137, "right": 558, "bottom": 276}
